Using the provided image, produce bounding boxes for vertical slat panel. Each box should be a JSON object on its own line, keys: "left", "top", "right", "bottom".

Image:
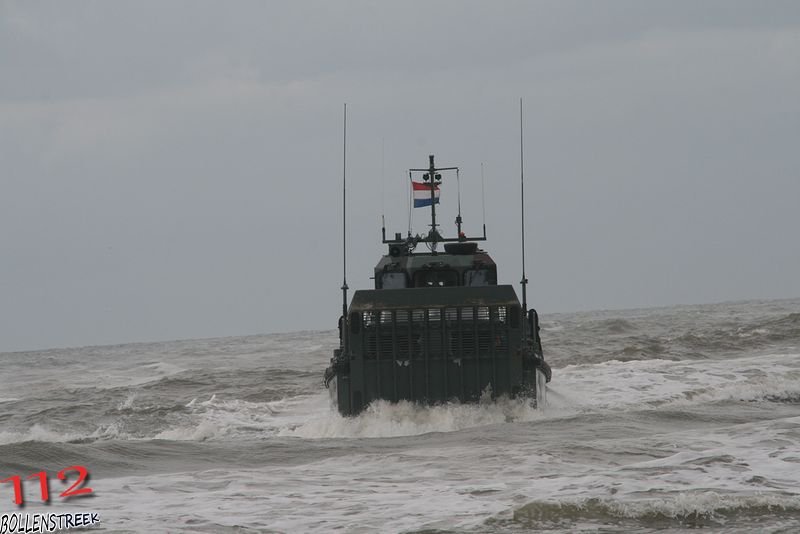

{"left": 424, "top": 309, "right": 430, "bottom": 401}
{"left": 489, "top": 306, "right": 497, "bottom": 388}
{"left": 408, "top": 309, "right": 414, "bottom": 399}
{"left": 474, "top": 305, "right": 480, "bottom": 398}
{"left": 375, "top": 311, "right": 381, "bottom": 399}
{"left": 441, "top": 307, "right": 448, "bottom": 402}
{"left": 361, "top": 313, "right": 367, "bottom": 410}
{"left": 459, "top": 307, "right": 465, "bottom": 399}
{"left": 392, "top": 310, "right": 398, "bottom": 402}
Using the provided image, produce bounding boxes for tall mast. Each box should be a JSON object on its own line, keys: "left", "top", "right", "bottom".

{"left": 455, "top": 168, "right": 463, "bottom": 238}
{"left": 519, "top": 98, "right": 528, "bottom": 337}
{"left": 402, "top": 156, "right": 465, "bottom": 245}
{"left": 428, "top": 154, "right": 438, "bottom": 235}
{"left": 341, "top": 104, "right": 349, "bottom": 348}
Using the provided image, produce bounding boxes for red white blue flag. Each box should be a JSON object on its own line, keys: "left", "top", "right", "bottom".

{"left": 412, "top": 181, "right": 440, "bottom": 208}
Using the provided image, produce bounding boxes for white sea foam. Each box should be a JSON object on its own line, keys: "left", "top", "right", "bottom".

{"left": 153, "top": 420, "right": 222, "bottom": 441}
{"left": 552, "top": 352, "right": 800, "bottom": 411}
{"left": 0, "top": 423, "right": 84, "bottom": 445}
{"left": 116, "top": 391, "right": 138, "bottom": 410}
{"left": 282, "top": 394, "right": 549, "bottom": 439}
{"left": 737, "top": 327, "right": 771, "bottom": 338}
{"left": 146, "top": 394, "right": 307, "bottom": 441}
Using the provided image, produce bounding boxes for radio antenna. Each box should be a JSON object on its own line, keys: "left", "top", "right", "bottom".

{"left": 481, "top": 162, "right": 486, "bottom": 239}
{"left": 519, "top": 98, "right": 528, "bottom": 337}
{"left": 455, "top": 168, "right": 463, "bottom": 237}
{"left": 380, "top": 137, "right": 386, "bottom": 241}
{"left": 407, "top": 170, "right": 413, "bottom": 236}
{"left": 341, "top": 103, "right": 349, "bottom": 348}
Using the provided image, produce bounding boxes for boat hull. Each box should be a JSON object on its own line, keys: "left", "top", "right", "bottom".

{"left": 327, "top": 285, "right": 547, "bottom": 416}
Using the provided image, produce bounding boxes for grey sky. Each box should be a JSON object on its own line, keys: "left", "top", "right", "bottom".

{"left": 2, "top": 1, "right": 799, "bottom": 352}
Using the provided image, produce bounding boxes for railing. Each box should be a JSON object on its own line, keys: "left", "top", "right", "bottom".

{"left": 361, "top": 306, "right": 511, "bottom": 360}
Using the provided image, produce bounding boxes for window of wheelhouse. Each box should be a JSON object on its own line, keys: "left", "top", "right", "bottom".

{"left": 464, "top": 268, "right": 495, "bottom": 286}
{"left": 380, "top": 271, "right": 408, "bottom": 289}
{"left": 413, "top": 269, "right": 459, "bottom": 287}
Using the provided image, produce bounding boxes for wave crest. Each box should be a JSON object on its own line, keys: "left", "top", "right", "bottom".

{"left": 511, "top": 493, "right": 800, "bottom": 527}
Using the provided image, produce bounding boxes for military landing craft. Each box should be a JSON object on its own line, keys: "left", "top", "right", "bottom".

{"left": 324, "top": 148, "right": 552, "bottom": 416}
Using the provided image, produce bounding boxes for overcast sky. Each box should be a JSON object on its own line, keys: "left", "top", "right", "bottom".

{"left": 2, "top": 1, "right": 799, "bottom": 352}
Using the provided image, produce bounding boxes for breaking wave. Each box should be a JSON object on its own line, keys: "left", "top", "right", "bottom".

{"left": 509, "top": 493, "right": 800, "bottom": 528}
{"left": 0, "top": 424, "right": 87, "bottom": 446}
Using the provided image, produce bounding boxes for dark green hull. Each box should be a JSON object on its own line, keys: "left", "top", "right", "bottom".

{"left": 326, "top": 285, "right": 548, "bottom": 415}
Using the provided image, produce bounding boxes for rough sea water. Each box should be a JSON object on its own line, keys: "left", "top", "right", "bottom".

{"left": 2, "top": 298, "right": 799, "bottom": 533}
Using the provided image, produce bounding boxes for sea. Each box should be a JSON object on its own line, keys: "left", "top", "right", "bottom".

{"left": 1, "top": 298, "right": 799, "bottom": 533}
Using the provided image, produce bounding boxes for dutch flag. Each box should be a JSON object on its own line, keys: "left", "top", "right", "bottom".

{"left": 412, "top": 181, "right": 440, "bottom": 208}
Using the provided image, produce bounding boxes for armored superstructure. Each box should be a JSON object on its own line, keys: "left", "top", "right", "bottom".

{"left": 325, "top": 155, "right": 551, "bottom": 416}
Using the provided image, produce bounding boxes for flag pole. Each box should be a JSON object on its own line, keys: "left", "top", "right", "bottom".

{"left": 428, "top": 154, "right": 437, "bottom": 237}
